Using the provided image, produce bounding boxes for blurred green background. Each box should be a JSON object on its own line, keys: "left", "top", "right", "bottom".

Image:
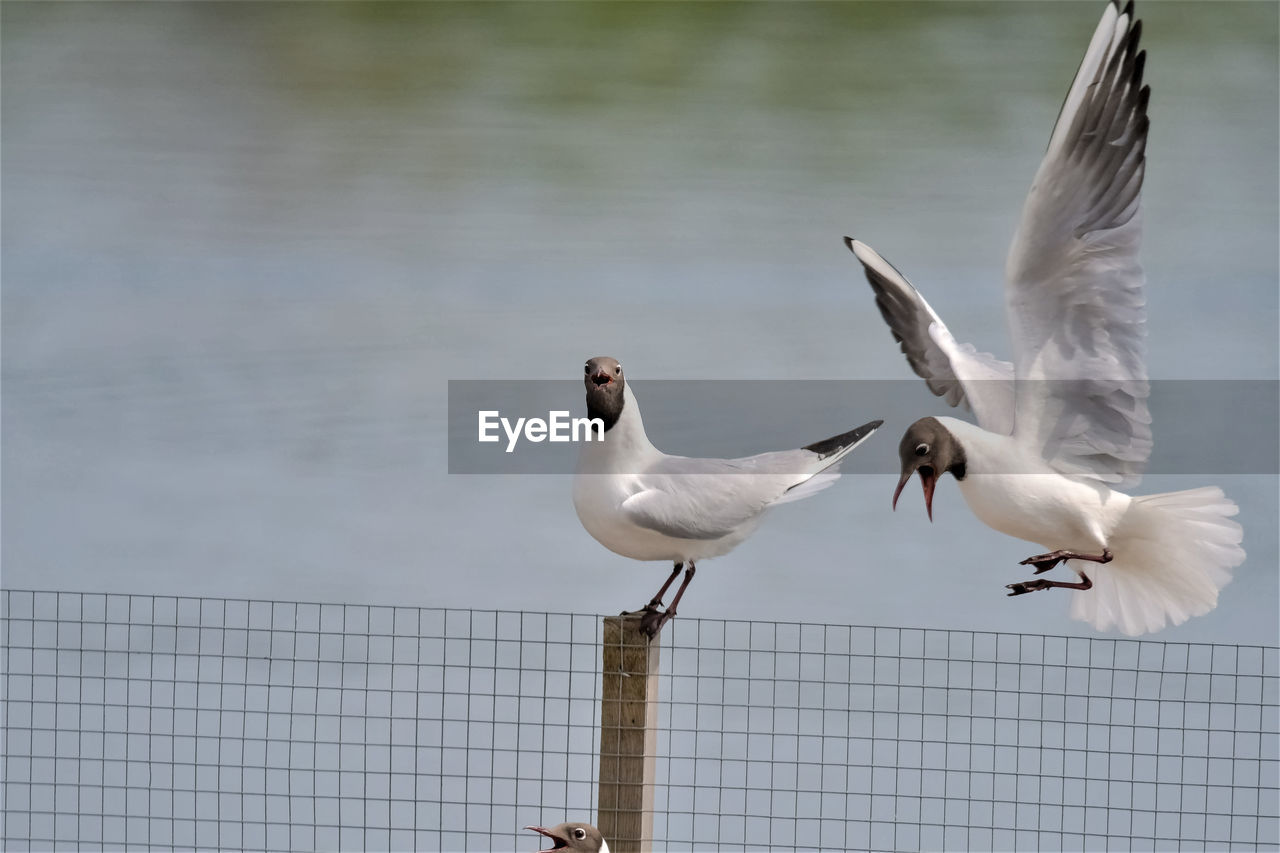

{"left": 3, "top": 1, "right": 1276, "bottom": 642}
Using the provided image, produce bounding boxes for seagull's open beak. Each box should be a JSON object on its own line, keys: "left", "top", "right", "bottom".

{"left": 525, "top": 825, "right": 568, "bottom": 852}
{"left": 893, "top": 465, "right": 936, "bottom": 522}
{"left": 892, "top": 472, "right": 909, "bottom": 511}
{"left": 590, "top": 370, "right": 612, "bottom": 387}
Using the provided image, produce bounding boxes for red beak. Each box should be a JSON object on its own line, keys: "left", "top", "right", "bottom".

{"left": 524, "top": 826, "right": 566, "bottom": 853}
{"left": 892, "top": 473, "right": 909, "bottom": 511}
{"left": 893, "top": 468, "right": 936, "bottom": 522}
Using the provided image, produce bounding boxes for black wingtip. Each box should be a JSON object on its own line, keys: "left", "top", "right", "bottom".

{"left": 843, "top": 236, "right": 857, "bottom": 252}
{"left": 803, "top": 419, "right": 884, "bottom": 458}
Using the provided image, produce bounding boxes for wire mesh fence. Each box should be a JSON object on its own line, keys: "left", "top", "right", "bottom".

{"left": 2, "top": 588, "right": 1277, "bottom": 851}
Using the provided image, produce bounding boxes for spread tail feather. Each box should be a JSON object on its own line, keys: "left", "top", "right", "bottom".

{"left": 1070, "top": 486, "right": 1244, "bottom": 636}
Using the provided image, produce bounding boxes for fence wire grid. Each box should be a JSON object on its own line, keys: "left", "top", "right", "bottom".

{"left": 2, "top": 589, "right": 1277, "bottom": 852}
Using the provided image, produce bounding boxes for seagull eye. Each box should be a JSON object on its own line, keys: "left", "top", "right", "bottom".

{"left": 573, "top": 828, "right": 586, "bottom": 840}
{"left": 615, "top": 365, "right": 621, "bottom": 375}
{"left": 915, "top": 443, "right": 930, "bottom": 457}
{"left": 584, "top": 364, "right": 591, "bottom": 374}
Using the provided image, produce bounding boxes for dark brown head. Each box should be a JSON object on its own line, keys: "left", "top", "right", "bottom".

{"left": 893, "top": 417, "right": 966, "bottom": 521}
{"left": 525, "top": 822, "right": 609, "bottom": 853}
{"left": 583, "top": 356, "right": 625, "bottom": 432}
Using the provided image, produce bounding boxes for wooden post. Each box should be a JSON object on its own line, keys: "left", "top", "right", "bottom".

{"left": 597, "top": 613, "right": 660, "bottom": 853}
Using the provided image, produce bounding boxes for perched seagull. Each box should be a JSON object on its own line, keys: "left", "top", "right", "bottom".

{"left": 846, "top": 0, "right": 1244, "bottom": 636}
{"left": 525, "top": 823, "right": 609, "bottom": 853}
{"left": 574, "top": 356, "right": 882, "bottom": 636}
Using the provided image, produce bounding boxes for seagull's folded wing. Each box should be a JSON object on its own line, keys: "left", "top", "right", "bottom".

{"left": 621, "top": 438, "right": 872, "bottom": 541}
{"left": 620, "top": 482, "right": 767, "bottom": 541}
{"left": 620, "top": 462, "right": 780, "bottom": 541}
{"left": 847, "top": 238, "right": 1015, "bottom": 435}
{"left": 1003, "top": 0, "right": 1152, "bottom": 484}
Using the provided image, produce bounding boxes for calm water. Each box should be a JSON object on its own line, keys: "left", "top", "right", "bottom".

{"left": 3, "top": 2, "right": 1277, "bottom": 643}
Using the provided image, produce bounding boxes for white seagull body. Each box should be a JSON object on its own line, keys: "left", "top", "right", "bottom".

{"left": 573, "top": 356, "right": 881, "bottom": 633}
{"left": 574, "top": 384, "right": 875, "bottom": 563}
{"left": 848, "top": 0, "right": 1244, "bottom": 636}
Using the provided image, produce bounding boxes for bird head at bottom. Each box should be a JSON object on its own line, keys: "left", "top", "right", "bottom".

{"left": 525, "top": 822, "right": 610, "bottom": 853}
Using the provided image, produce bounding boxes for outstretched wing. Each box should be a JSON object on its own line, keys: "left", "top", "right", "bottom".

{"left": 847, "top": 238, "right": 1015, "bottom": 435}
{"left": 1003, "top": 0, "right": 1152, "bottom": 484}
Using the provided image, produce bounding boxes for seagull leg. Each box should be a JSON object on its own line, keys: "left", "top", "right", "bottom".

{"left": 664, "top": 562, "right": 696, "bottom": 617}
{"left": 645, "top": 562, "right": 684, "bottom": 609}
{"left": 1008, "top": 549, "right": 1107, "bottom": 595}
{"left": 640, "top": 562, "right": 696, "bottom": 638}
{"left": 1006, "top": 571, "right": 1094, "bottom": 596}
{"left": 636, "top": 562, "right": 683, "bottom": 635}
{"left": 1018, "top": 548, "right": 1113, "bottom": 574}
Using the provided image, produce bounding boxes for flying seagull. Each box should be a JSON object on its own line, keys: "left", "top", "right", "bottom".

{"left": 845, "top": 0, "right": 1244, "bottom": 636}
{"left": 574, "top": 356, "right": 882, "bottom": 637}
{"left": 525, "top": 823, "right": 610, "bottom": 853}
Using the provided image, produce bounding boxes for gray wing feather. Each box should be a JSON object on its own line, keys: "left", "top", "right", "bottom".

{"left": 848, "top": 238, "right": 1016, "bottom": 435}
{"left": 1005, "top": 0, "right": 1152, "bottom": 484}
